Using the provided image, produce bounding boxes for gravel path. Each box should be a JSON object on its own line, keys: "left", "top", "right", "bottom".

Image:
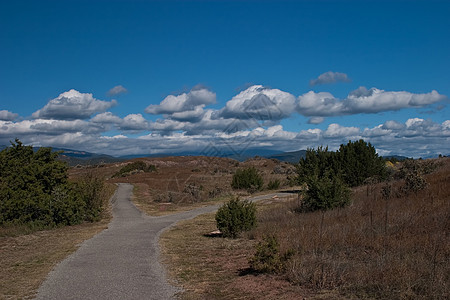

{"left": 35, "top": 183, "right": 220, "bottom": 300}
{"left": 35, "top": 183, "right": 292, "bottom": 299}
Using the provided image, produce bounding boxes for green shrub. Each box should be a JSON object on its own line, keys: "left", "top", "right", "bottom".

{"left": 215, "top": 198, "right": 257, "bottom": 238}
{"left": 267, "top": 179, "right": 281, "bottom": 190}
{"left": 0, "top": 139, "right": 106, "bottom": 228}
{"left": 74, "top": 172, "right": 105, "bottom": 222}
{"left": 338, "top": 139, "right": 387, "bottom": 187}
{"left": 231, "top": 167, "right": 263, "bottom": 193}
{"left": 297, "top": 140, "right": 387, "bottom": 188}
{"left": 300, "top": 171, "right": 351, "bottom": 212}
{"left": 249, "top": 235, "right": 291, "bottom": 274}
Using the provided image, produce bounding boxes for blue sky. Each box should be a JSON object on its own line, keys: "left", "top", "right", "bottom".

{"left": 1, "top": 0, "right": 449, "bottom": 158}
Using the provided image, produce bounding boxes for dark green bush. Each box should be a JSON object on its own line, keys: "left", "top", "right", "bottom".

{"left": 249, "top": 235, "right": 293, "bottom": 274}
{"left": 215, "top": 198, "right": 257, "bottom": 238}
{"left": 267, "top": 179, "right": 281, "bottom": 190}
{"left": 74, "top": 172, "right": 105, "bottom": 222}
{"left": 0, "top": 139, "right": 106, "bottom": 228}
{"left": 300, "top": 171, "right": 351, "bottom": 212}
{"left": 338, "top": 139, "right": 388, "bottom": 187}
{"left": 296, "top": 140, "right": 387, "bottom": 212}
{"left": 231, "top": 167, "right": 263, "bottom": 193}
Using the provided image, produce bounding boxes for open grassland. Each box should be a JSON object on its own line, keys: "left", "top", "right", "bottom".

{"left": 161, "top": 158, "right": 449, "bottom": 299}
{"left": 0, "top": 183, "right": 116, "bottom": 299}
{"left": 105, "top": 156, "right": 295, "bottom": 215}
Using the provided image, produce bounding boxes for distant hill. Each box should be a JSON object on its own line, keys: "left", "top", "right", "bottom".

{"left": 2, "top": 144, "right": 439, "bottom": 165}
{"left": 267, "top": 150, "right": 307, "bottom": 163}
{"left": 50, "top": 148, "right": 125, "bottom": 166}
{"left": 0, "top": 145, "right": 124, "bottom": 166}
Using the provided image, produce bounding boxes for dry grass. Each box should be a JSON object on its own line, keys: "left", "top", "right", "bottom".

{"left": 160, "top": 212, "right": 309, "bottom": 300}
{"left": 0, "top": 183, "right": 116, "bottom": 299}
{"left": 161, "top": 158, "right": 449, "bottom": 299}
{"left": 105, "top": 156, "right": 295, "bottom": 215}
{"left": 254, "top": 158, "right": 450, "bottom": 299}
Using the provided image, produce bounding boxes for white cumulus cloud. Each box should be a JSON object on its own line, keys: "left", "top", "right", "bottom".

{"left": 297, "top": 87, "right": 446, "bottom": 117}
{"left": 145, "top": 87, "right": 216, "bottom": 115}
{"left": 32, "top": 89, "right": 117, "bottom": 120}
{"left": 218, "top": 85, "right": 296, "bottom": 121}
{"left": 0, "top": 110, "right": 18, "bottom": 121}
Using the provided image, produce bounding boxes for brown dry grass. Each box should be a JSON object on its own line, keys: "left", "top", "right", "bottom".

{"left": 160, "top": 212, "right": 309, "bottom": 300}
{"left": 0, "top": 183, "right": 116, "bottom": 299}
{"left": 106, "top": 156, "right": 295, "bottom": 215}
{"left": 161, "top": 157, "right": 450, "bottom": 300}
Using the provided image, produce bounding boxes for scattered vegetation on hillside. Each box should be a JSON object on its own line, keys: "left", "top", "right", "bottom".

{"left": 0, "top": 140, "right": 107, "bottom": 230}
{"left": 112, "top": 161, "right": 156, "bottom": 178}
{"left": 162, "top": 156, "right": 449, "bottom": 300}
{"left": 253, "top": 157, "right": 449, "bottom": 299}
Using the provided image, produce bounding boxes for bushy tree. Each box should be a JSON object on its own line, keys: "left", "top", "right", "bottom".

{"left": 338, "top": 139, "right": 387, "bottom": 187}
{"left": 215, "top": 198, "right": 257, "bottom": 238}
{"left": 296, "top": 146, "right": 340, "bottom": 184}
{"left": 231, "top": 167, "right": 263, "bottom": 193}
{"left": 296, "top": 141, "right": 386, "bottom": 212}
{"left": 300, "top": 170, "right": 350, "bottom": 212}
{"left": 0, "top": 139, "right": 104, "bottom": 228}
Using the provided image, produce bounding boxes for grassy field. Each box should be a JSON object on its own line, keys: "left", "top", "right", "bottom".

{"left": 161, "top": 157, "right": 450, "bottom": 299}
{"left": 2, "top": 156, "right": 448, "bottom": 299}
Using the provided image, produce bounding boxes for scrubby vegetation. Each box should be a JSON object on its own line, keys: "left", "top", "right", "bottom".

{"left": 266, "top": 179, "right": 281, "bottom": 190}
{"left": 0, "top": 140, "right": 107, "bottom": 229}
{"left": 162, "top": 140, "right": 449, "bottom": 299}
{"left": 231, "top": 166, "right": 263, "bottom": 193}
{"left": 215, "top": 198, "right": 257, "bottom": 238}
{"left": 252, "top": 157, "right": 449, "bottom": 299}
{"left": 249, "top": 235, "right": 293, "bottom": 274}
{"left": 297, "top": 140, "right": 387, "bottom": 212}
{"left": 113, "top": 161, "right": 156, "bottom": 178}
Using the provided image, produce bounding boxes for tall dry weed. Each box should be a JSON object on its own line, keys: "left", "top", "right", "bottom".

{"left": 252, "top": 158, "right": 449, "bottom": 299}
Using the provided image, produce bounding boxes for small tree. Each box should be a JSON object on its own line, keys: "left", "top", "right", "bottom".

{"left": 338, "top": 139, "right": 387, "bottom": 187}
{"left": 231, "top": 167, "right": 263, "bottom": 193}
{"left": 300, "top": 171, "right": 351, "bottom": 212}
{"left": 215, "top": 198, "right": 257, "bottom": 238}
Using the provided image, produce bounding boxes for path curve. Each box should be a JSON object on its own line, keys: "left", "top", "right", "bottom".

{"left": 35, "top": 183, "right": 219, "bottom": 300}
{"left": 35, "top": 184, "right": 293, "bottom": 299}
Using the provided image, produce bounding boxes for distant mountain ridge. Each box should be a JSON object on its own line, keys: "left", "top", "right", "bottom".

{"left": 0, "top": 144, "right": 431, "bottom": 166}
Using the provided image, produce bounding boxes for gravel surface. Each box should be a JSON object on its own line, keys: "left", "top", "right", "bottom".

{"left": 35, "top": 183, "right": 219, "bottom": 300}
{"left": 35, "top": 183, "right": 291, "bottom": 299}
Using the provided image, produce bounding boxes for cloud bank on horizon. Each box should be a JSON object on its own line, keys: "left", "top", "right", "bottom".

{"left": 1, "top": 73, "right": 449, "bottom": 158}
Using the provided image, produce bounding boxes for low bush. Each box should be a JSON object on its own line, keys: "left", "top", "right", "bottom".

{"left": 231, "top": 167, "right": 263, "bottom": 193}
{"left": 300, "top": 171, "right": 351, "bottom": 212}
{"left": 267, "top": 179, "right": 281, "bottom": 190}
{"left": 215, "top": 198, "right": 257, "bottom": 238}
{"left": 249, "top": 235, "right": 293, "bottom": 274}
